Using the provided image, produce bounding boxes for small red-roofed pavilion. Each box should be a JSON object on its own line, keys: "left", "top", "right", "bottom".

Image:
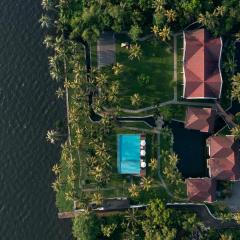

{"left": 185, "top": 107, "right": 215, "bottom": 133}
{"left": 186, "top": 178, "right": 216, "bottom": 202}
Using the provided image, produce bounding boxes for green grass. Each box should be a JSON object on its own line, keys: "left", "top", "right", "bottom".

{"left": 112, "top": 35, "right": 174, "bottom": 108}
{"left": 176, "top": 35, "right": 184, "bottom": 100}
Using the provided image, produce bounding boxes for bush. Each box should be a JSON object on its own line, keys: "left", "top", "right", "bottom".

{"left": 72, "top": 212, "right": 101, "bottom": 240}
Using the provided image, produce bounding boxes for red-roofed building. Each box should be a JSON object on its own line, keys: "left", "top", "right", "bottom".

{"left": 207, "top": 136, "right": 240, "bottom": 180}
{"left": 185, "top": 107, "right": 215, "bottom": 133}
{"left": 183, "top": 28, "right": 222, "bottom": 99}
{"left": 186, "top": 178, "right": 216, "bottom": 202}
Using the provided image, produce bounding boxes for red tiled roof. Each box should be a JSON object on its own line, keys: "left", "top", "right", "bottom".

{"left": 207, "top": 136, "right": 240, "bottom": 180}
{"left": 186, "top": 178, "right": 216, "bottom": 202}
{"left": 185, "top": 107, "right": 215, "bottom": 132}
{"left": 183, "top": 28, "right": 222, "bottom": 99}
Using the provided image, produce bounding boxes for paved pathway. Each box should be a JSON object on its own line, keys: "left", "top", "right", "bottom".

{"left": 224, "top": 181, "right": 240, "bottom": 212}
{"left": 167, "top": 203, "right": 240, "bottom": 229}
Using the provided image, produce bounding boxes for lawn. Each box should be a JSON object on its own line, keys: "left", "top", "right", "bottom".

{"left": 176, "top": 35, "right": 184, "bottom": 100}
{"left": 106, "top": 34, "right": 174, "bottom": 109}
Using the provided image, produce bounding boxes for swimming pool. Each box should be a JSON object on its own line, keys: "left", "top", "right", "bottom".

{"left": 117, "top": 134, "right": 141, "bottom": 174}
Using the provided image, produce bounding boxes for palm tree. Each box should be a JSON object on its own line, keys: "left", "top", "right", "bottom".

{"left": 108, "top": 81, "right": 119, "bottom": 103}
{"left": 91, "top": 192, "right": 103, "bottom": 205}
{"left": 165, "top": 9, "right": 176, "bottom": 22}
{"left": 128, "top": 184, "right": 139, "bottom": 197}
{"left": 149, "top": 158, "right": 158, "bottom": 171}
{"left": 65, "top": 190, "right": 74, "bottom": 201}
{"left": 168, "top": 152, "right": 178, "bottom": 166}
{"left": 129, "top": 44, "right": 142, "bottom": 61}
{"left": 213, "top": 6, "right": 226, "bottom": 17}
{"left": 151, "top": 25, "right": 159, "bottom": 36}
{"left": 198, "top": 12, "right": 217, "bottom": 30}
{"left": 153, "top": 0, "right": 166, "bottom": 12}
{"left": 141, "top": 177, "right": 153, "bottom": 191}
{"left": 96, "top": 73, "right": 108, "bottom": 86}
{"left": 219, "top": 234, "right": 233, "bottom": 240}
{"left": 41, "top": 0, "right": 54, "bottom": 11}
{"left": 55, "top": 87, "right": 65, "bottom": 98}
{"left": 64, "top": 80, "right": 71, "bottom": 89}
{"left": 130, "top": 93, "right": 141, "bottom": 106}
{"left": 158, "top": 25, "right": 171, "bottom": 41}
{"left": 230, "top": 72, "right": 240, "bottom": 101}
{"left": 67, "top": 172, "right": 76, "bottom": 185}
{"left": 46, "top": 129, "right": 61, "bottom": 144}
{"left": 39, "top": 15, "right": 51, "bottom": 28}
{"left": 231, "top": 125, "right": 240, "bottom": 139}
{"left": 43, "top": 35, "right": 54, "bottom": 48}
{"left": 52, "top": 163, "right": 61, "bottom": 175}
{"left": 101, "top": 224, "right": 117, "bottom": 238}
{"left": 234, "top": 212, "right": 240, "bottom": 224}
{"left": 112, "top": 62, "right": 123, "bottom": 75}
{"left": 235, "top": 32, "right": 240, "bottom": 42}
{"left": 52, "top": 178, "right": 61, "bottom": 192}
{"left": 95, "top": 143, "right": 107, "bottom": 158}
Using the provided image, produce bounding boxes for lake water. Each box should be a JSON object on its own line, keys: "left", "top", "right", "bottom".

{"left": 0, "top": 0, "right": 71, "bottom": 239}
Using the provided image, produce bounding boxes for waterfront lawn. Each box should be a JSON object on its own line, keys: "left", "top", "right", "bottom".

{"left": 116, "top": 35, "right": 174, "bottom": 108}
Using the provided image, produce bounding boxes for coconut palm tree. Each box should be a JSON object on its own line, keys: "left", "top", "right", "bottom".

{"left": 153, "top": 0, "right": 166, "bottom": 12}
{"left": 39, "top": 15, "right": 51, "bottom": 28}
{"left": 55, "top": 87, "right": 65, "bottom": 98}
{"left": 52, "top": 178, "right": 61, "bottom": 192}
{"left": 149, "top": 158, "right": 158, "bottom": 171}
{"left": 52, "top": 163, "right": 61, "bottom": 175}
{"left": 65, "top": 190, "right": 74, "bottom": 201}
{"left": 219, "top": 234, "right": 233, "bottom": 240}
{"left": 112, "top": 62, "right": 124, "bottom": 75}
{"left": 46, "top": 129, "right": 61, "bottom": 144}
{"left": 141, "top": 177, "right": 153, "bottom": 191}
{"left": 198, "top": 12, "right": 218, "bottom": 30}
{"left": 95, "top": 143, "right": 107, "bottom": 158}
{"left": 165, "top": 9, "right": 176, "bottom": 22}
{"left": 129, "top": 44, "right": 142, "bottom": 61}
{"left": 67, "top": 172, "right": 76, "bottom": 184}
{"left": 158, "top": 25, "right": 171, "bottom": 41}
{"left": 128, "top": 184, "right": 139, "bottom": 197}
{"left": 168, "top": 152, "right": 178, "bottom": 165}
{"left": 96, "top": 73, "right": 108, "bottom": 87}
{"left": 235, "top": 32, "right": 240, "bottom": 42}
{"left": 234, "top": 212, "right": 240, "bottom": 224}
{"left": 101, "top": 224, "right": 117, "bottom": 238}
{"left": 108, "top": 81, "right": 120, "bottom": 103}
{"left": 231, "top": 125, "right": 240, "bottom": 139}
{"left": 130, "top": 93, "right": 141, "bottom": 106}
{"left": 91, "top": 192, "right": 103, "bottom": 205}
{"left": 64, "top": 80, "right": 71, "bottom": 89}
{"left": 213, "top": 6, "right": 226, "bottom": 17}
{"left": 43, "top": 35, "right": 54, "bottom": 48}
{"left": 41, "top": 0, "right": 54, "bottom": 11}
{"left": 151, "top": 25, "right": 159, "bottom": 36}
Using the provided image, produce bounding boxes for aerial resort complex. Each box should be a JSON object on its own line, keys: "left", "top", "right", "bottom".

{"left": 41, "top": 0, "right": 240, "bottom": 239}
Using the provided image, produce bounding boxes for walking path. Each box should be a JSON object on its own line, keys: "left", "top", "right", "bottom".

{"left": 167, "top": 203, "right": 240, "bottom": 229}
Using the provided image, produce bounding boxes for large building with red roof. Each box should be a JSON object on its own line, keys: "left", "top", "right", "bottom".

{"left": 185, "top": 107, "right": 215, "bottom": 133}
{"left": 186, "top": 178, "right": 216, "bottom": 202}
{"left": 183, "top": 28, "right": 222, "bottom": 99}
{"left": 207, "top": 136, "right": 240, "bottom": 180}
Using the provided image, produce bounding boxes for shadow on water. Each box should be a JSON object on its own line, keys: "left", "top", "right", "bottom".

{"left": 168, "top": 121, "right": 210, "bottom": 178}
{"left": 0, "top": 0, "right": 71, "bottom": 239}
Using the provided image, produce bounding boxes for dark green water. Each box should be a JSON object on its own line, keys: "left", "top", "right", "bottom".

{"left": 0, "top": 1, "right": 71, "bottom": 239}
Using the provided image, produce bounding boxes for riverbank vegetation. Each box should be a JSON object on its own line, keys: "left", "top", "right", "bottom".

{"left": 40, "top": 0, "right": 240, "bottom": 239}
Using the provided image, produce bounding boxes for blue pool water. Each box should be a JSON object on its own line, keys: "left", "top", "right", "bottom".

{"left": 117, "top": 134, "right": 141, "bottom": 174}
